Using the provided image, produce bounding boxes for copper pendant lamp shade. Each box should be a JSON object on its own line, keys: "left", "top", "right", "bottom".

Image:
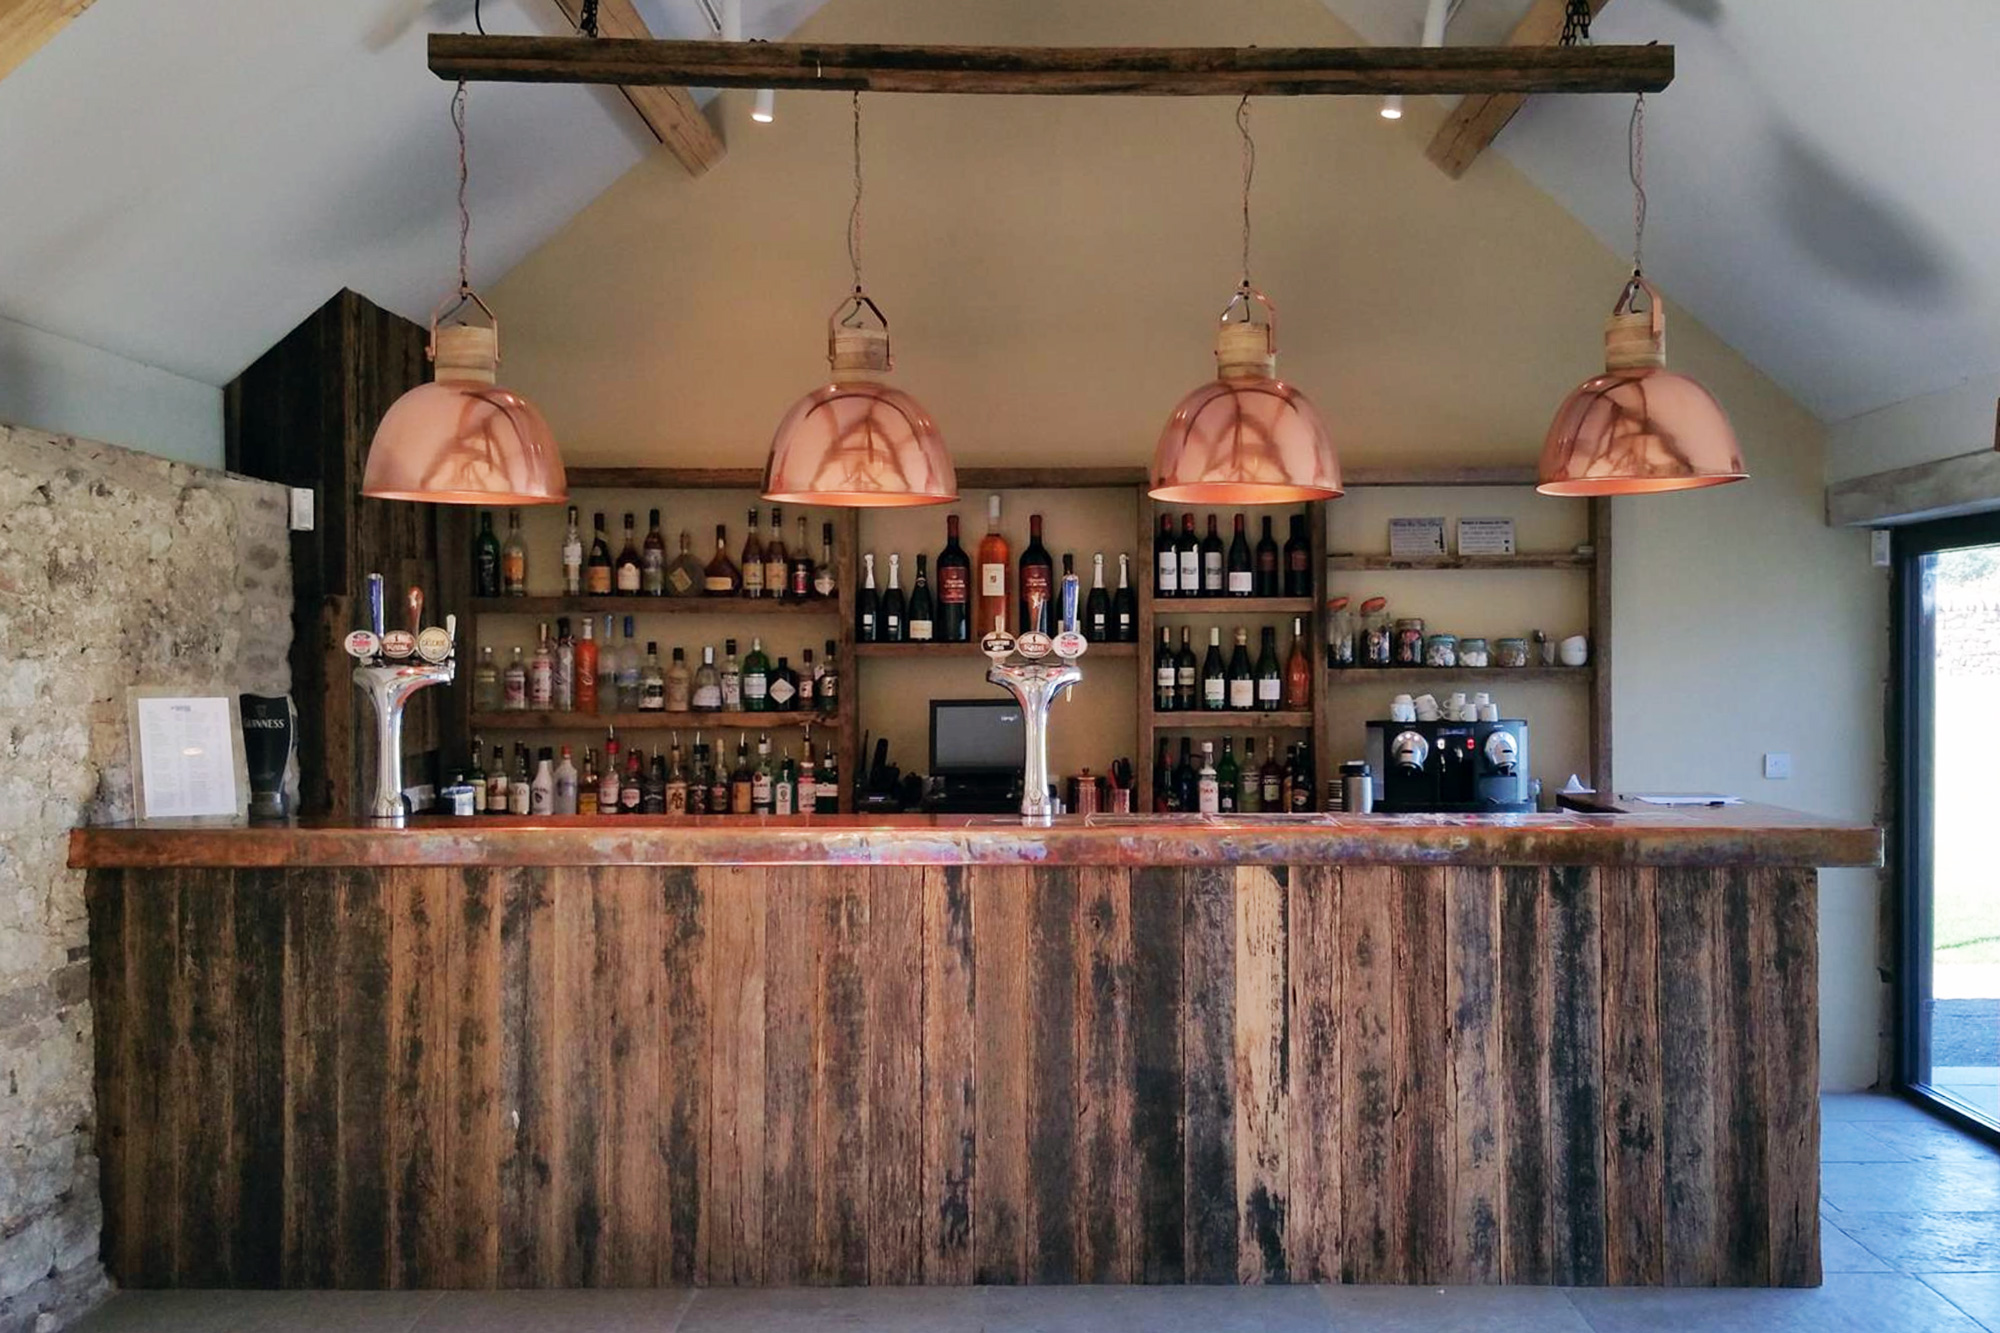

{"left": 1537, "top": 276, "right": 1744, "bottom": 497}
{"left": 1151, "top": 287, "right": 1342, "bottom": 505}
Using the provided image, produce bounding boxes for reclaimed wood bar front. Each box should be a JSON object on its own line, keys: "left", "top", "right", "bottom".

{"left": 71, "top": 810, "right": 1878, "bottom": 1291}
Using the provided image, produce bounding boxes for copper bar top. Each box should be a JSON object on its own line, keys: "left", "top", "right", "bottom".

{"left": 69, "top": 803, "right": 1880, "bottom": 870}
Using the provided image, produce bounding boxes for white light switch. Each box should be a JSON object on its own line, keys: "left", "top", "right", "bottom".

{"left": 1763, "top": 752, "right": 1792, "bottom": 780}
{"left": 289, "top": 487, "right": 315, "bottom": 532}
{"left": 1871, "top": 530, "right": 1892, "bottom": 568}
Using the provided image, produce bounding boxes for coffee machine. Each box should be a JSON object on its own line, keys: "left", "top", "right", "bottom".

{"left": 1364, "top": 718, "right": 1533, "bottom": 814}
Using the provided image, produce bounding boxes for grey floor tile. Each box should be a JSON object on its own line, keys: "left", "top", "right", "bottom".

{"left": 1566, "top": 1273, "right": 1985, "bottom": 1332}
{"left": 1822, "top": 1121, "right": 1917, "bottom": 1162}
{"left": 1821, "top": 1217, "right": 1895, "bottom": 1273}
{"left": 414, "top": 1289, "right": 695, "bottom": 1331}
{"left": 1318, "top": 1284, "right": 1592, "bottom": 1331}
{"left": 72, "top": 1291, "right": 441, "bottom": 1333}
{"left": 679, "top": 1287, "right": 988, "bottom": 1332}
{"left": 1852, "top": 1121, "right": 2000, "bottom": 1166}
{"left": 1823, "top": 1094, "right": 1951, "bottom": 1124}
{"left": 1820, "top": 1160, "right": 2000, "bottom": 1212}
{"left": 1831, "top": 1213, "right": 2000, "bottom": 1274}
{"left": 1922, "top": 1273, "right": 2000, "bottom": 1332}
{"left": 979, "top": 1285, "right": 1330, "bottom": 1332}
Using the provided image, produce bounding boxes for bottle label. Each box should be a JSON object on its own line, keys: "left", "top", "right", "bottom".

{"left": 1156, "top": 666, "right": 1176, "bottom": 692}
{"left": 1229, "top": 679, "right": 1255, "bottom": 709}
{"left": 587, "top": 566, "right": 612, "bottom": 595}
{"left": 693, "top": 683, "right": 722, "bottom": 709}
{"left": 1178, "top": 553, "right": 1198, "bottom": 589}
{"left": 599, "top": 776, "right": 620, "bottom": 809}
{"left": 1020, "top": 569, "right": 1052, "bottom": 624}
{"left": 529, "top": 664, "right": 554, "bottom": 709}
{"left": 815, "top": 566, "right": 837, "bottom": 598}
{"left": 752, "top": 773, "right": 772, "bottom": 806}
{"left": 1177, "top": 666, "right": 1196, "bottom": 688}
{"left": 769, "top": 677, "right": 796, "bottom": 707}
{"left": 562, "top": 542, "right": 582, "bottom": 583}
{"left": 504, "top": 673, "right": 526, "bottom": 708}
{"left": 621, "top": 782, "right": 641, "bottom": 811}
{"left": 909, "top": 618, "right": 934, "bottom": 642}
{"left": 1203, "top": 553, "right": 1223, "bottom": 587}
{"left": 765, "top": 562, "right": 788, "bottom": 597}
{"left": 886, "top": 614, "right": 902, "bottom": 637}
{"left": 641, "top": 680, "right": 665, "bottom": 710}
{"left": 1258, "top": 678, "right": 1282, "bottom": 704}
{"left": 667, "top": 783, "right": 687, "bottom": 815}
{"left": 980, "top": 563, "right": 1006, "bottom": 596}
{"left": 643, "top": 556, "right": 665, "bottom": 595}
{"left": 1205, "top": 679, "right": 1226, "bottom": 708}
{"left": 704, "top": 575, "right": 734, "bottom": 593}
{"left": 791, "top": 567, "right": 811, "bottom": 599}
{"left": 722, "top": 672, "right": 741, "bottom": 708}
{"left": 1227, "top": 571, "right": 1253, "bottom": 594}
{"left": 732, "top": 779, "right": 754, "bottom": 813}
{"left": 941, "top": 566, "right": 969, "bottom": 604}
{"left": 503, "top": 552, "right": 525, "bottom": 586}
{"left": 775, "top": 783, "right": 793, "bottom": 816}
{"left": 1157, "top": 553, "right": 1177, "bottom": 593}
{"left": 1198, "top": 777, "right": 1219, "bottom": 815}
{"left": 1118, "top": 611, "right": 1134, "bottom": 637}
{"left": 744, "top": 564, "right": 764, "bottom": 594}
{"left": 798, "top": 676, "right": 815, "bottom": 705}
{"left": 616, "top": 564, "right": 641, "bottom": 593}
{"left": 745, "top": 674, "right": 768, "bottom": 701}
{"left": 860, "top": 611, "right": 876, "bottom": 638}
{"left": 530, "top": 784, "right": 553, "bottom": 815}
{"left": 667, "top": 566, "right": 695, "bottom": 595}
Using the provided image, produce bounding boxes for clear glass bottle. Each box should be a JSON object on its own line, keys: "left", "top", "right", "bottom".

{"left": 560, "top": 506, "right": 583, "bottom": 596}
{"left": 813, "top": 522, "right": 837, "bottom": 599}
{"left": 474, "top": 644, "right": 500, "bottom": 711}
{"left": 502, "top": 509, "right": 528, "bottom": 596}
{"left": 553, "top": 617, "right": 575, "bottom": 711}
{"left": 503, "top": 646, "right": 527, "bottom": 711}
{"left": 692, "top": 645, "right": 722, "bottom": 712}
{"left": 640, "top": 641, "right": 667, "bottom": 711}
{"left": 720, "top": 638, "right": 742, "bottom": 711}
{"left": 666, "top": 531, "right": 705, "bottom": 598}
{"left": 617, "top": 616, "right": 642, "bottom": 709}
{"left": 528, "top": 622, "right": 555, "bottom": 710}
{"left": 664, "top": 646, "right": 692, "bottom": 712}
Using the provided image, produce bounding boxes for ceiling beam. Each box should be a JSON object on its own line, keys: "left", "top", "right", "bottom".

{"left": 1426, "top": 0, "right": 1614, "bottom": 179}
{"left": 546, "top": 0, "right": 723, "bottom": 176}
{"left": 0, "top": 0, "right": 98, "bottom": 82}
{"left": 429, "top": 35, "right": 1672, "bottom": 98}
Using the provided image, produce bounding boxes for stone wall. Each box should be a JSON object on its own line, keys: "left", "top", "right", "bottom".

{"left": 0, "top": 424, "right": 291, "bottom": 1332}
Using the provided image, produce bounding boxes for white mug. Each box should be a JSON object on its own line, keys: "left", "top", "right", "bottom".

{"left": 1560, "top": 635, "right": 1590, "bottom": 667}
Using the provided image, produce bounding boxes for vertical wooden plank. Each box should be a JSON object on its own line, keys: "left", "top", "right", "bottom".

{"left": 1498, "top": 866, "right": 1552, "bottom": 1284}
{"left": 444, "top": 867, "right": 501, "bottom": 1288}
{"left": 127, "top": 871, "right": 179, "bottom": 1287}
{"left": 231, "top": 870, "right": 287, "bottom": 1288}
{"left": 1396, "top": 866, "right": 1450, "bottom": 1284}
{"left": 1600, "top": 867, "right": 1666, "bottom": 1287}
{"left": 1182, "top": 864, "right": 1238, "bottom": 1283}
{"left": 972, "top": 866, "right": 1029, "bottom": 1284}
{"left": 1763, "top": 869, "right": 1820, "bottom": 1287}
{"left": 867, "top": 866, "right": 924, "bottom": 1285}
{"left": 551, "top": 870, "right": 603, "bottom": 1285}
{"left": 1656, "top": 865, "right": 1719, "bottom": 1286}
{"left": 763, "top": 865, "right": 817, "bottom": 1284}
{"left": 1026, "top": 867, "right": 1081, "bottom": 1284}
{"left": 284, "top": 870, "right": 340, "bottom": 1287}
{"left": 499, "top": 867, "right": 559, "bottom": 1288}
{"left": 175, "top": 871, "right": 235, "bottom": 1286}
{"left": 337, "top": 867, "right": 393, "bottom": 1288}
{"left": 1235, "top": 866, "right": 1290, "bottom": 1284}
{"left": 1445, "top": 865, "right": 1503, "bottom": 1284}
{"left": 1129, "top": 866, "right": 1185, "bottom": 1284}
{"left": 597, "top": 867, "right": 662, "bottom": 1286}
{"left": 388, "top": 867, "right": 450, "bottom": 1289}
{"left": 1338, "top": 865, "right": 1396, "bottom": 1285}
{"left": 1075, "top": 864, "right": 1135, "bottom": 1284}
{"left": 813, "top": 868, "right": 869, "bottom": 1284}
{"left": 705, "top": 866, "right": 766, "bottom": 1286}
{"left": 86, "top": 873, "right": 130, "bottom": 1284}
{"left": 1548, "top": 866, "right": 1607, "bottom": 1287}
{"left": 1713, "top": 867, "right": 1771, "bottom": 1285}
{"left": 659, "top": 865, "right": 709, "bottom": 1285}
{"left": 1286, "top": 864, "right": 1340, "bottom": 1284}
{"left": 921, "top": 866, "right": 976, "bottom": 1284}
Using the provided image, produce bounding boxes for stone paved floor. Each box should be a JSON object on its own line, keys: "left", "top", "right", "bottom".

{"left": 71, "top": 1094, "right": 2000, "bottom": 1333}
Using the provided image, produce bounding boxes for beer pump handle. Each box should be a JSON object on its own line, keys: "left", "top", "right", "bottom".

{"left": 365, "top": 574, "right": 385, "bottom": 640}
{"left": 445, "top": 613, "right": 457, "bottom": 645}
{"left": 407, "top": 586, "right": 424, "bottom": 635}
{"left": 1059, "top": 572, "right": 1081, "bottom": 635}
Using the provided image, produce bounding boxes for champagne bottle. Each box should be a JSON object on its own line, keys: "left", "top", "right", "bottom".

{"left": 1113, "top": 553, "right": 1137, "bottom": 642}
{"left": 882, "top": 553, "right": 906, "bottom": 643}
{"left": 857, "top": 553, "right": 880, "bottom": 643}
{"left": 908, "top": 554, "right": 935, "bottom": 642}
{"left": 1085, "top": 553, "right": 1110, "bottom": 642}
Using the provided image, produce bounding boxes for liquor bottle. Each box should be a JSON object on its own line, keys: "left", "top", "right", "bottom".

{"left": 578, "top": 748, "right": 598, "bottom": 817}
{"left": 666, "top": 531, "right": 705, "bottom": 598}
{"left": 665, "top": 646, "right": 692, "bottom": 712}
{"left": 796, "top": 648, "right": 816, "bottom": 712}
{"left": 1216, "top": 739, "right": 1239, "bottom": 815}
{"left": 1226, "top": 515, "right": 1254, "bottom": 597}
{"left": 615, "top": 513, "right": 643, "bottom": 595}
{"left": 775, "top": 748, "right": 796, "bottom": 816}
{"left": 692, "top": 645, "right": 722, "bottom": 712}
{"left": 528, "top": 622, "right": 555, "bottom": 709}
{"left": 1256, "top": 626, "right": 1283, "bottom": 712}
{"left": 561, "top": 506, "right": 583, "bottom": 595}
{"left": 665, "top": 735, "right": 688, "bottom": 814}
{"left": 1290, "top": 743, "right": 1316, "bottom": 813}
{"left": 707, "top": 736, "right": 731, "bottom": 815}
{"left": 741, "top": 637, "right": 770, "bottom": 712}
{"left": 704, "top": 524, "right": 741, "bottom": 596}
{"left": 1197, "top": 742, "right": 1220, "bottom": 815}
{"left": 1017, "top": 515, "right": 1054, "bottom": 636}
{"left": 1284, "top": 513, "right": 1312, "bottom": 598}
{"left": 639, "top": 641, "right": 667, "bottom": 711}
{"left": 1227, "top": 628, "right": 1255, "bottom": 710}
{"left": 730, "top": 735, "right": 755, "bottom": 814}
{"left": 1174, "top": 738, "right": 1198, "bottom": 812}
{"left": 1085, "top": 553, "right": 1110, "bottom": 642}
{"left": 586, "top": 513, "right": 614, "bottom": 595}
{"left": 1239, "top": 738, "right": 1262, "bottom": 812}
{"left": 685, "top": 735, "right": 707, "bottom": 815}
{"left": 763, "top": 508, "right": 789, "bottom": 605}
{"left": 977, "top": 494, "right": 1010, "bottom": 637}
{"left": 1201, "top": 627, "right": 1227, "bottom": 711}
{"left": 486, "top": 744, "right": 508, "bottom": 813}
{"left": 642, "top": 509, "right": 667, "bottom": 595}
{"left": 1113, "top": 554, "right": 1137, "bottom": 642}
{"left": 599, "top": 614, "right": 620, "bottom": 713}
{"left": 752, "top": 733, "right": 775, "bottom": 814}
{"left": 882, "top": 553, "right": 906, "bottom": 643}
{"left": 1153, "top": 738, "right": 1174, "bottom": 812}
{"left": 1261, "top": 744, "right": 1283, "bottom": 810}
{"left": 474, "top": 511, "right": 502, "bottom": 597}
{"left": 553, "top": 617, "right": 575, "bottom": 711}
{"left": 499, "top": 510, "right": 528, "bottom": 596}
{"left": 616, "top": 616, "right": 641, "bottom": 709}
{"left": 1200, "top": 515, "right": 1225, "bottom": 595}
{"left": 474, "top": 645, "right": 500, "bottom": 711}
{"left": 789, "top": 515, "right": 813, "bottom": 600}
{"left": 1154, "top": 626, "right": 1177, "bottom": 712}
{"left": 1254, "top": 516, "right": 1280, "bottom": 597}
{"left": 503, "top": 646, "right": 527, "bottom": 711}
{"left": 575, "top": 618, "right": 598, "bottom": 713}
{"left": 620, "top": 747, "right": 643, "bottom": 815}
{"left": 856, "top": 553, "right": 880, "bottom": 642}
{"left": 467, "top": 739, "right": 486, "bottom": 805}
{"left": 599, "top": 728, "right": 622, "bottom": 813}
{"left": 1154, "top": 513, "right": 1179, "bottom": 598}
{"left": 815, "top": 739, "right": 840, "bottom": 814}
{"left": 818, "top": 640, "right": 840, "bottom": 718}
{"left": 1284, "top": 616, "right": 1311, "bottom": 709}
{"left": 1175, "top": 627, "right": 1198, "bottom": 712}
{"left": 530, "top": 748, "right": 555, "bottom": 814}
{"left": 740, "top": 508, "right": 765, "bottom": 599}
{"left": 1176, "top": 514, "right": 1199, "bottom": 598}
{"left": 813, "top": 522, "right": 838, "bottom": 600}
{"left": 641, "top": 753, "right": 667, "bottom": 814}
{"left": 720, "top": 639, "right": 742, "bottom": 710}
{"left": 768, "top": 656, "right": 799, "bottom": 712}
{"left": 555, "top": 745, "right": 578, "bottom": 815}
{"left": 510, "top": 746, "right": 533, "bottom": 815}
{"left": 907, "top": 555, "right": 935, "bottom": 642}
{"left": 795, "top": 746, "right": 813, "bottom": 815}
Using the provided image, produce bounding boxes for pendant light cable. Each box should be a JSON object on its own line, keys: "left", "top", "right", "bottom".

{"left": 847, "top": 91, "right": 864, "bottom": 298}
{"left": 453, "top": 79, "right": 472, "bottom": 298}
{"left": 1237, "top": 93, "right": 1256, "bottom": 290}
{"left": 1629, "top": 92, "right": 1647, "bottom": 278}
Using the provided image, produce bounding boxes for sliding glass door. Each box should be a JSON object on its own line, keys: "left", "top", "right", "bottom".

{"left": 1896, "top": 516, "right": 2000, "bottom": 1137}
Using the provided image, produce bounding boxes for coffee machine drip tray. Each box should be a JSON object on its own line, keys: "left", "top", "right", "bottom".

{"left": 1364, "top": 718, "right": 1535, "bottom": 815}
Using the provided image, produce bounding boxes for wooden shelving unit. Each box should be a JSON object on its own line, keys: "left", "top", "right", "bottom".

{"left": 1150, "top": 596, "right": 1317, "bottom": 615}
{"left": 1325, "top": 665, "right": 1592, "bottom": 685}
{"left": 1149, "top": 710, "right": 1315, "bottom": 731}
{"left": 852, "top": 640, "right": 1139, "bottom": 659}
{"left": 471, "top": 710, "right": 842, "bottom": 732}
{"left": 473, "top": 595, "right": 840, "bottom": 617}
{"left": 1326, "top": 552, "right": 1592, "bottom": 571}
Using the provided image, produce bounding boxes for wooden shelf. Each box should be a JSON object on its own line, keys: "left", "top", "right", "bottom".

{"left": 472, "top": 595, "right": 840, "bottom": 616}
{"left": 853, "top": 641, "right": 1139, "bottom": 659}
{"left": 1149, "top": 710, "right": 1315, "bottom": 730}
{"left": 1149, "top": 597, "right": 1315, "bottom": 615}
{"left": 1327, "top": 552, "right": 1592, "bottom": 571}
{"left": 472, "top": 710, "right": 840, "bottom": 732}
{"left": 1324, "top": 666, "right": 1593, "bottom": 684}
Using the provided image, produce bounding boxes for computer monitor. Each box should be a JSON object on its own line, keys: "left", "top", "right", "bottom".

{"left": 930, "top": 699, "right": 1026, "bottom": 775}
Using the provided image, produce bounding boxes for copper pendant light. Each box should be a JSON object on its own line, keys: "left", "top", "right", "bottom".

{"left": 763, "top": 94, "right": 955, "bottom": 507}
{"left": 1151, "top": 97, "right": 1341, "bottom": 505}
{"left": 1538, "top": 95, "right": 1744, "bottom": 497}
{"left": 363, "top": 82, "right": 567, "bottom": 506}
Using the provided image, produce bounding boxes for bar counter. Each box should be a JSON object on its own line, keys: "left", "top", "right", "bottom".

{"left": 73, "top": 807, "right": 1878, "bottom": 1293}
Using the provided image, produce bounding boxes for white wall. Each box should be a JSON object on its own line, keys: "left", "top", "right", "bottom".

{"left": 1826, "top": 374, "right": 2000, "bottom": 485}
{"left": 0, "top": 315, "right": 222, "bottom": 468}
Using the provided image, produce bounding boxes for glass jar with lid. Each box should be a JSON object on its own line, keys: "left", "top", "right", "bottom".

{"left": 1394, "top": 617, "right": 1426, "bottom": 666}
{"left": 1459, "top": 637, "right": 1489, "bottom": 667}
{"left": 1326, "top": 596, "right": 1356, "bottom": 668}
{"left": 1496, "top": 637, "right": 1530, "bottom": 668}
{"left": 1424, "top": 633, "right": 1458, "bottom": 668}
{"left": 1361, "top": 597, "right": 1393, "bottom": 666}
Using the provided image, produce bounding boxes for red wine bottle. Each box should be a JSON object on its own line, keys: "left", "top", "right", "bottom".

{"left": 936, "top": 514, "right": 972, "bottom": 642}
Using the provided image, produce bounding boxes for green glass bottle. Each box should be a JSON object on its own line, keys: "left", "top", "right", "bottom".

{"left": 1216, "top": 738, "right": 1240, "bottom": 815}
{"left": 741, "top": 636, "right": 771, "bottom": 712}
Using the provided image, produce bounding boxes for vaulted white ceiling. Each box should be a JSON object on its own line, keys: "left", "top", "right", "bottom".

{"left": 0, "top": 0, "right": 1991, "bottom": 426}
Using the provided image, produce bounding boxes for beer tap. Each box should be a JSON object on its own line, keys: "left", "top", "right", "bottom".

{"left": 346, "top": 572, "right": 457, "bottom": 825}
{"left": 982, "top": 566, "right": 1086, "bottom": 827}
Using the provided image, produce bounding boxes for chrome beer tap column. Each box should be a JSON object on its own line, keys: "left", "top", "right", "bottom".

{"left": 346, "top": 573, "right": 457, "bottom": 825}
{"left": 981, "top": 568, "right": 1086, "bottom": 827}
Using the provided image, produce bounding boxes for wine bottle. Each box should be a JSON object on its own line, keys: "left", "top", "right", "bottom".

{"left": 704, "top": 524, "right": 741, "bottom": 596}
{"left": 1256, "top": 626, "right": 1283, "bottom": 712}
{"left": 1261, "top": 744, "right": 1283, "bottom": 809}
{"left": 763, "top": 507, "right": 789, "bottom": 605}
{"left": 1154, "top": 514, "right": 1179, "bottom": 598}
{"left": 1113, "top": 553, "right": 1137, "bottom": 642}
{"left": 1216, "top": 739, "right": 1239, "bottom": 814}
{"left": 1284, "top": 513, "right": 1312, "bottom": 598}
{"left": 1254, "top": 516, "right": 1280, "bottom": 597}
{"left": 1201, "top": 627, "right": 1227, "bottom": 711}
{"left": 642, "top": 509, "right": 667, "bottom": 596}
{"left": 585, "top": 512, "right": 613, "bottom": 595}
{"left": 1226, "top": 515, "right": 1254, "bottom": 596}
{"left": 1017, "top": 514, "right": 1053, "bottom": 636}
{"left": 882, "top": 553, "right": 907, "bottom": 643}
{"left": 937, "top": 514, "right": 971, "bottom": 642}
{"left": 1176, "top": 514, "right": 1199, "bottom": 598}
{"left": 1284, "top": 616, "right": 1311, "bottom": 709}
{"left": 1085, "top": 553, "right": 1110, "bottom": 642}
{"left": 857, "top": 553, "right": 880, "bottom": 642}
{"left": 1174, "top": 738, "right": 1198, "bottom": 812}
{"left": 1239, "top": 738, "right": 1262, "bottom": 813}
{"left": 813, "top": 522, "right": 838, "bottom": 599}
{"left": 474, "top": 510, "right": 501, "bottom": 597}
{"left": 1153, "top": 737, "right": 1174, "bottom": 812}
{"left": 1200, "top": 515, "right": 1225, "bottom": 596}
{"left": 615, "top": 513, "right": 642, "bottom": 595}
{"left": 1228, "top": 627, "right": 1255, "bottom": 710}
{"left": 790, "top": 515, "right": 813, "bottom": 600}
{"left": 740, "top": 508, "right": 765, "bottom": 599}
{"left": 1175, "top": 627, "right": 1197, "bottom": 711}
{"left": 908, "top": 554, "right": 935, "bottom": 642}
{"left": 1154, "top": 625, "right": 1177, "bottom": 712}
{"left": 977, "top": 495, "right": 1011, "bottom": 636}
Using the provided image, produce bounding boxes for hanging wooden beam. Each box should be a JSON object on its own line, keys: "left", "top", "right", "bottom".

{"left": 428, "top": 35, "right": 1673, "bottom": 98}
{"left": 1426, "top": 0, "right": 1614, "bottom": 179}
{"left": 546, "top": 0, "right": 723, "bottom": 176}
{"left": 0, "top": 0, "right": 99, "bottom": 82}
